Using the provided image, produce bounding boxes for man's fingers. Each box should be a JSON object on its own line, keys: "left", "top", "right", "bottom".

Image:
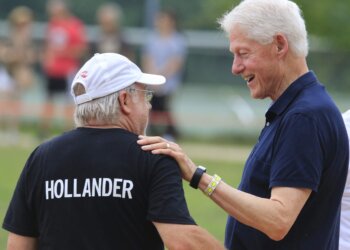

{"left": 138, "top": 136, "right": 180, "bottom": 152}
{"left": 137, "top": 135, "right": 163, "bottom": 145}
{"left": 140, "top": 142, "right": 164, "bottom": 151}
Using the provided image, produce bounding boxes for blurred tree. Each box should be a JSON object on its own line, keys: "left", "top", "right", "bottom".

{"left": 0, "top": 0, "right": 349, "bottom": 50}
{"left": 73, "top": 0, "right": 144, "bottom": 26}
{"left": 189, "top": 0, "right": 238, "bottom": 29}
{"left": 296, "top": 0, "right": 350, "bottom": 50}
{"left": 159, "top": 0, "right": 238, "bottom": 30}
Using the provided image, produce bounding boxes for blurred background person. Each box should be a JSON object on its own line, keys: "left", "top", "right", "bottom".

{"left": 0, "top": 6, "right": 37, "bottom": 144}
{"left": 40, "top": 0, "right": 88, "bottom": 139}
{"left": 340, "top": 109, "right": 350, "bottom": 250}
{"left": 142, "top": 9, "right": 187, "bottom": 141}
{"left": 93, "top": 2, "right": 134, "bottom": 60}
{"left": 1, "top": 6, "right": 36, "bottom": 91}
{"left": 0, "top": 64, "right": 15, "bottom": 144}
{"left": 0, "top": 66, "right": 13, "bottom": 96}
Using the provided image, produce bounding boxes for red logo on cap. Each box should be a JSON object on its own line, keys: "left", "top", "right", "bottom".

{"left": 80, "top": 71, "right": 88, "bottom": 78}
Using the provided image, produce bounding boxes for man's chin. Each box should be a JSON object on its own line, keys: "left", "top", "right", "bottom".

{"left": 250, "top": 90, "right": 259, "bottom": 99}
{"left": 249, "top": 88, "right": 267, "bottom": 100}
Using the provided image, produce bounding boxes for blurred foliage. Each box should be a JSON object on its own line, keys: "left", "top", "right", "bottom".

{"left": 295, "top": 0, "right": 350, "bottom": 50}
{"left": 160, "top": 0, "right": 238, "bottom": 30}
{"left": 0, "top": 0, "right": 349, "bottom": 50}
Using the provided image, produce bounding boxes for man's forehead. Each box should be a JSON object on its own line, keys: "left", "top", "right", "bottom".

{"left": 228, "top": 29, "right": 262, "bottom": 52}
{"left": 229, "top": 32, "right": 249, "bottom": 52}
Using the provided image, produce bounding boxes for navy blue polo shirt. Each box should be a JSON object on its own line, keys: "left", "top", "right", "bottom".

{"left": 225, "top": 71, "right": 349, "bottom": 250}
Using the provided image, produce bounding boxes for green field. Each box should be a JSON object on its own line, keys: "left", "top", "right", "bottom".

{"left": 0, "top": 146, "right": 33, "bottom": 249}
{"left": 183, "top": 157, "right": 245, "bottom": 242}
{"left": 0, "top": 142, "right": 247, "bottom": 248}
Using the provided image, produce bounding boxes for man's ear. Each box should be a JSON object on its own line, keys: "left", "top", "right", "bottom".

{"left": 274, "top": 33, "right": 289, "bottom": 58}
{"left": 118, "top": 91, "right": 132, "bottom": 115}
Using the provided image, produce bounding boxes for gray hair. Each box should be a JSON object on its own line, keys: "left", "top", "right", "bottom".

{"left": 218, "top": 0, "right": 308, "bottom": 57}
{"left": 73, "top": 82, "right": 122, "bottom": 127}
{"left": 73, "top": 92, "right": 120, "bottom": 127}
{"left": 73, "top": 83, "right": 142, "bottom": 127}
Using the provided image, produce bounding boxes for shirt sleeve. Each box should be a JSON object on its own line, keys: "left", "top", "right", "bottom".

{"left": 173, "top": 34, "right": 187, "bottom": 58}
{"left": 270, "top": 113, "right": 323, "bottom": 191}
{"left": 142, "top": 35, "right": 154, "bottom": 55}
{"left": 146, "top": 156, "right": 196, "bottom": 225}
{"left": 2, "top": 149, "right": 39, "bottom": 237}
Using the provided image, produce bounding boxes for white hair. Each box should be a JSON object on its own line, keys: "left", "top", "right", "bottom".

{"left": 73, "top": 91, "right": 121, "bottom": 127}
{"left": 73, "top": 84, "right": 142, "bottom": 127}
{"left": 218, "top": 0, "right": 308, "bottom": 57}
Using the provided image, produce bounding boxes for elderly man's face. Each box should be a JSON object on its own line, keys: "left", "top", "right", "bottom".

{"left": 229, "top": 26, "right": 284, "bottom": 101}
{"left": 128, "top": 84, "right": 152, "bottom": 135}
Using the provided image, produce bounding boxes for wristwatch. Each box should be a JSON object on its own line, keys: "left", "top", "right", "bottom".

{"left": 189, "top": 166, "right": 207, "bottom": 189}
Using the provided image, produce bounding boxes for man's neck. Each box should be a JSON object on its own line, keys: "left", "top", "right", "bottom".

{"left": 83, "top": 125, "right": 122, "bottom": 129}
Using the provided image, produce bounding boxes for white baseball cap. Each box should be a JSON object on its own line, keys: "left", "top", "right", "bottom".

{"left": 71, "top": 53, "right": 166, "bottom": 105}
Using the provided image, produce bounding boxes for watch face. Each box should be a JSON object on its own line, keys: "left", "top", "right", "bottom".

{"left": 198, "top": 165, "right": 206, "bottom": 172}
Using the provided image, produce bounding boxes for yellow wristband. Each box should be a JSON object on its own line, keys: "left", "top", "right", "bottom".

{"left": 204, "top": 174, "right": 222, "bottom": 196}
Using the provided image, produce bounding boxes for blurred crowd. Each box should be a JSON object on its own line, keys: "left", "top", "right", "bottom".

{"left": 0, "top": 0, "right": 187, "bottom": 144}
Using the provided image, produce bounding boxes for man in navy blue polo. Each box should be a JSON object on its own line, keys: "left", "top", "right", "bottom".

{"left": 221, "top": 69, "right": 349, "bottom": 249}
{"left": 138, "top": 0, "right": 349, "bottom": 249}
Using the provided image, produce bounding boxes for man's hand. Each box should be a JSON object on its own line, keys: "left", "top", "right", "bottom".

{"left": 137, "top": 135, "right": 197, "bottom": 182}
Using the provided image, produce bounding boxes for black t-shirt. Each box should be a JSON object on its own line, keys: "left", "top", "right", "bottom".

{"left": 3, "top": 128, "right": 195, "bottom": 249}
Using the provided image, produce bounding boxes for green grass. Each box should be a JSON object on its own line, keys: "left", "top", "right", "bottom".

{"left": 0, "top": 146, "right": 33, "bottom": 249}
{"left": 184, "top": 158, "right": 244, "bottom": 242}
{"left": 0, "top": 145, "right": 245, "bottom": 247}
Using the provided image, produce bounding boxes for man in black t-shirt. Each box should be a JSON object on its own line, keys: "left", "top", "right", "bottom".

{"left": 3, "top": 53, "right": 224, "bottom": 250}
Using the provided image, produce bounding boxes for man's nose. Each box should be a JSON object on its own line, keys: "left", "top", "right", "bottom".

{"left": 232, "top": 57, "right": 244, "bottom": 75}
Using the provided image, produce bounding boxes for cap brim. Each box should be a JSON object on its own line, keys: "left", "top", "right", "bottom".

{"left": 137, "top": 73, "right": 166, "bottom": 85}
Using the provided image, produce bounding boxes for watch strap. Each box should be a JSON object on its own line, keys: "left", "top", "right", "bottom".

{"left": 189, "top": 166, "right": 206, "bottom": 189}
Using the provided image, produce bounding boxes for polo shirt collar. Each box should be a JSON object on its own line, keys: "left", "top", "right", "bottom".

{"left": 265, "top": 71, "right": 318, "bottom": 122}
